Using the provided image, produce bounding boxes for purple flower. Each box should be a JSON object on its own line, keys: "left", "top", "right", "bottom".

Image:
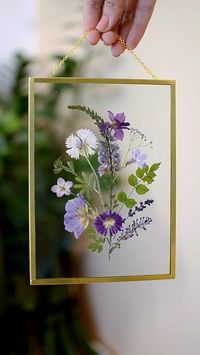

{"left": 108, "top": 111, "right": 130, "bottom": 140}
{"left": 94, "top": 211, "right": 123, "bottom": 237}
{"left": 131, "top": 148, "right": 147, "bottom": 167}
{"left": 99, "top": 121, "right": 111, "bottom": 133}
{"left": 64, "top": 195, "right": 89, "bottom": 239}
{"left": 98, "top": 141, "right": 121, "bottom": 176}
{"left": 51, "top": 178, "right": 73, "bottom": 197}
{"left": 98, "top": 163, "right": 110, "bottom": 177}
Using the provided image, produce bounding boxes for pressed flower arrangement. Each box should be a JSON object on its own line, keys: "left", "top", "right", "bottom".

{"left": 51, "top": 105, "right": 161, "bottom": 260}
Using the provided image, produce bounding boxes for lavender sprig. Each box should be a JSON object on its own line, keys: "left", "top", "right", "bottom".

{"left": 109, "top": 216, "right": 152, "bottom": 255}
{"left": 122, "top": 217, "right": 152, "bottom": 240}
{"left": 98, "top": 141, "right": 121, "bottom": 176}
{"left": 128, "top": 199, "right": 154, "bottom": 217}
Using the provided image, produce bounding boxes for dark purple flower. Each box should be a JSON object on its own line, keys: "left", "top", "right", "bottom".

{"left": 64, "top": 194, "right": 89, "bottom": 239}
{"left": 108, "top": 111, "right": 130, "bottom": 140}
{"left": 99, "top": 121, "right": 111, "bottom": 133}
{"left": 94, "top": 211, "right": 123, "bottom": 237}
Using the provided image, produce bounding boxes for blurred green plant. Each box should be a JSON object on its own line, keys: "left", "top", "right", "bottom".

{"left": 0, "top": 53, "right": 98, "bottom": 355}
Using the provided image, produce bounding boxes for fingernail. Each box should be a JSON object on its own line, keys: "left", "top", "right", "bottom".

{"left": 96, "top": 15, "right": 109, "bottom": 32}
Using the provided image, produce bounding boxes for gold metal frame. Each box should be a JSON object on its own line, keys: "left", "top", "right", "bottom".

{"left": 28, "top": 77, "right": 176, "bottom": 285}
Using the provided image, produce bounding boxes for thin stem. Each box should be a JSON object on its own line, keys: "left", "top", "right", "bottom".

{"left": 105, "top": 136, "right": 114, "bottom": 210}
{"left": 118, "top": 187, "right": 135, "bottom": 214}
{"left": 118, "top": 177, "right": 143, "bottom": 213}
{"left": 122, "top": 130, "right": 132, "bottom": 168}
{"left": 112, "top": 172, "right": 120, "bottom": 184}
{"left": 109, "top": 233, "right": 125, "bottom": 256}
{"left": 85, "top": 154, "right": 104, "bottom": 207}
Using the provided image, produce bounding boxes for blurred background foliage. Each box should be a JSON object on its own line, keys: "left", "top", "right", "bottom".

{"left": 0, "top": 53, "right": 99, "bottom": 355}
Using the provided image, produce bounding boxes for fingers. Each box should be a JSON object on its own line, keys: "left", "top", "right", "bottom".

{"left": 83, "top": 0, "right": 157, "bottom": 54}
{"left": 126, "top": 0, "right": 157, "bottom": 49}
{"left": 102, "top": 31, "right": 118, "bottom": 46}
{"left": 83, "top": 0, "right": 104, "bottom": 44}
{"left": 96, "top": 0, "right": 124, "bottom": 32}
{"left": 111, "top": 0, "right": 138, "bottom": 56}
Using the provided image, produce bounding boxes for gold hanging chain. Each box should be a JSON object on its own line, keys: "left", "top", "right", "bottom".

{"left": 50, "top": 30, "right": 157, "bottom": 79}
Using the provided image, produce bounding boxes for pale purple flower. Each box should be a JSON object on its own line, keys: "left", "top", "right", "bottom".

{"left": 65, "top": 129, "right": 97, "bottom": 159}
{"left": 94, "top": 211, "right": 123, "bottom": 237}
{"left": 98, "top": 141, "right": 121, "bottom": 176}
{"left": 51, "top": 178, "right": 73, "bottom": 197}
{"left": 108, "top": 111, "right": 130, "bottom": 140}
{"left": 98, "top": 163, "right": 110, "bottom": 177}
{"left": 64, "top": 195, "right": 89, "bottom": 239}
{"left": 131, "top": 148, "right": 147, "bottom": 167}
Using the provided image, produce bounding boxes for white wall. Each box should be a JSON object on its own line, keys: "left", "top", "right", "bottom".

{"left": 37, "top": 1, "right": 200, "bottom": 354}
{"left": 0, "top": 0, "right": 36, "bottom": 62}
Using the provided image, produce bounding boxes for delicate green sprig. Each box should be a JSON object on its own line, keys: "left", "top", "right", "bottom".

{"left": 73, "top": 172, "right": 95, "bottom": 199}
{"left": 117, "top": 162, "right": 161, "bottom": 212}
{"left": 68, "top": 105, "right": 103, "bottom": 127}
{"left": 87, "top": 226, "right": 105, "bottom": 253}
{"left": 53, "top": 157, "right": 76, "bottom": 175}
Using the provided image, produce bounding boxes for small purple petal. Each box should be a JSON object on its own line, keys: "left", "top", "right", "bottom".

{"left": 121, "top": 122, "right": 130, "bottom": 127}
{"left": 57, "top": 190, "right": 65, "bottom": 198}
{"left": 131, "top": 148, "right": 147, "bottom": 167}
{"left": 65, "top": 181, "right": 73, "bottom": 189}
{"left": 57, "top": 177, "right": 65, "bottom": 185}
{"left": 51, "top": 185, "right": 59, "bottom": 193}
{"left": 141, "top": 154, "right": 147, "bottom": 161}
{"left": 115, "top": 112, "right": 125, "bottom": 123}
{"left": 114, "top": 129, "right": 124, "bottom": 140}
{"left": 108, "top": 111, "right": 115, "bottom": 122}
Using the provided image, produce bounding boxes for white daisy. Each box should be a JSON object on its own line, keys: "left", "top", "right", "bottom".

{"left": 51, "top": 178, "right": 73, "bottom": 198}
{"left": 65, "top": 129, "right": 97, "bottom": 159}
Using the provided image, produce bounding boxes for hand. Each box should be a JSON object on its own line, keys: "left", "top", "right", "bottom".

{"left": 83, "top": 0, "right": 157, "bottom": 56}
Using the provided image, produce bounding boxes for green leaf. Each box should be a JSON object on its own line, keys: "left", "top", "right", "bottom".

{"left": 98, "top": 245, "right": 103, "bottom": 253}
{"left": 117, "top": 191, "right": 127, "bottom": 202}
{"left": 87, "top": 226, "right": 98, "bottom": 240}
{"left": 128, "top": 174, "right": 138, "bottom": 187}
{"left": 150, "top": 162, "right": 161, "bottom": 171}
{"left": 75, "top": 176, "right": 84, "bottom": 183}
{"left": 136, "top": 184, "right": 149, "bottom": 195}
{"left": 53, "top": 157, "right": 63, "bottom": 174}
{"left": 88, "top": 243, "right": 98, "bottom": 252}
{"left": 125, "top": 198, "right": 137, "bottom": 208}
{"left": 88, "top": 173, "right": 94, "bottom": 184}
{"left": 73, "top": 184, "right": 84, "bottom": 189}
{"left": 143, "top": 176, "right": 154, "bottom": 184}
{"left": 80, "top": 187, "right": 87, "bottom": 195}
{"left": 148, "top": 171, "right": 156, "bottom": 178}
{"left": 82, "top": 172, "right": 88, "bottom": 181}
{"left": 143, "top": 165, "right": 149, "bottom": 173}
{"left": 136, "top": 167, "right": 144, "bottom": 178}
{"left": 67, "top": 161, "right": 74, "bottom": 172}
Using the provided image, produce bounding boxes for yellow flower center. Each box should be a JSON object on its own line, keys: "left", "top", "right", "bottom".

{"left": 78, "top": 206, "right": 89, "bottom": 229}
{"left": 104, "top": 217, "right": 115, "bottom": 229}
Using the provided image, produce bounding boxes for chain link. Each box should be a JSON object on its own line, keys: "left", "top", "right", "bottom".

{"left": 116, "top": 35, "right": 157, "bottom": 79}
{"left": 50, "top": 30, "right": 157, "bottom": 79}
{"left": 50, "top": 32, "right": 89, "bottom": 77}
